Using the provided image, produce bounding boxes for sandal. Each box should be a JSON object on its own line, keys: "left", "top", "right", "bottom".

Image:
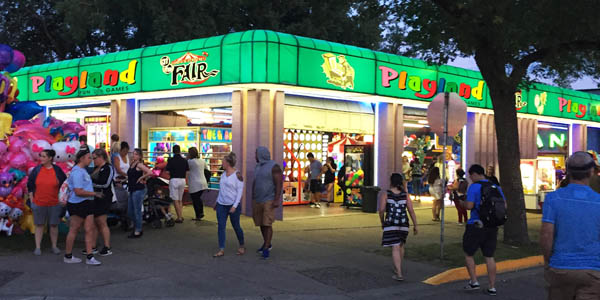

{"left": 213, "top": 250, "right": 224, "bottom": 258}
{"left": 236, "top": 247, "right": 246, "bottom": 255}
{"left": 392, "top": 274, "right": 404, "bottom": 281}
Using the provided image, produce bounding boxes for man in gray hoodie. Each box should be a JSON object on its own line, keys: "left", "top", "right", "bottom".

{"left": 253, "top": 146, "right": 283, "bottom": 259}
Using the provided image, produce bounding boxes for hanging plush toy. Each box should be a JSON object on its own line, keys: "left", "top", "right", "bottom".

{"left": 0, "top": 171, "right": 14, "bottom": 197}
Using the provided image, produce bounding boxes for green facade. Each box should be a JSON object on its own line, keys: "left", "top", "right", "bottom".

{"left": 11, "top": 30, "right": 600, "bottom": 122}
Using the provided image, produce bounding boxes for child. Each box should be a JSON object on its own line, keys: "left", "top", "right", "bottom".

{"left": 378, "top": 173, "right": 418, "bottom": 281}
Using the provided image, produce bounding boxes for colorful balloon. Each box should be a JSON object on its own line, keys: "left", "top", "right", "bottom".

{"left": 4, "top": 50, "right": 25, "bottom": 73}
{"left": 5, "top": 101, "right": 44, "bottom": 121}
{"left": 0, "top": 44, "right": 13, "bottom": 70}
{"left": 0, "top": 112, "right": 12, "bottom": 139}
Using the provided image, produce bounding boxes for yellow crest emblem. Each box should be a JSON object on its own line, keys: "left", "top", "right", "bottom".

{"left": 321, "top": 53, "right": 355, "bottom": 90}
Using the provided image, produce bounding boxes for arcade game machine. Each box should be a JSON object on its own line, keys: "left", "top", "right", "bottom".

{"left": 147, "top": 127, "right": 200, "bottom": 163}
{"left": 199, "top": 127, "right": 232, "bottom": 189}
{"left": 342, "top": 144, "right": 373, "bottom": 207}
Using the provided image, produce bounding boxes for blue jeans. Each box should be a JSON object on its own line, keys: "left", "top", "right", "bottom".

{"left": 216, "top": 203, "right": 244, "bottom": 250}
{"left": 412, "top": 177, "right": 422, "bottom": 197}
{"left": 128, "top": 188, "right": 146, "bottom": 232}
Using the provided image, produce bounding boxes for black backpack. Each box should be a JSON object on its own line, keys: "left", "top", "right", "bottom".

{"left": 477, "top": 181, "right": 507, "bottom": 227}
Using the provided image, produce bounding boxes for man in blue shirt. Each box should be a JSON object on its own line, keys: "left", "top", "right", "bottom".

{"left": 541, "top": 151, "right": 600, "bottom": 299}
{"left": 459, "top": 164, "right": 505, "bottom": 296}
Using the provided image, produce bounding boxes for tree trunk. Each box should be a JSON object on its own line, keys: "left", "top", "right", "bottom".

{"left": 486, "top": 80, "right": 531, "bottom": 245}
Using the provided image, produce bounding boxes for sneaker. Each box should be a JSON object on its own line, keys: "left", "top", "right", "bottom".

{"left": 262, "top": 248, "right": 270, "bottom": 259}
{"left": 256, "top": 244, "right": 273, "bottom": 253}
{"left": 86, "top": 257, "right": 102, "bottom": 266}
{"left": 81, "top": 248, "right": 98, "bottom": 255}
{"left": 33, "top": 248, "right": 41, "bottom": 256}
{"left": 99, "top": 247, "right": 112, "bottom": 256}
{"left": 487, "top": 288, "right": 497, "bottom": 296}
{"left": 309, "top": 203, "right": 316, "bottom": 208}
{"left": 315, "top": 203, "right": 321, "bottom": 208}
{"left": 63, "top": 256, "right": 82, "bottom": 264}
{"left": 464, "top": 281, "right": 480, "bottom": 290}
{"left": 51, "top": 247, "right": 61, "bottom": 255}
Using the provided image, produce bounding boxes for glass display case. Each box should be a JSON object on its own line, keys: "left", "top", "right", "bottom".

{"left": 536, "top": 158, "right": 556, "bottom": 192}
{"left": 520, "top": 159, "right": 536, "bottom": 195}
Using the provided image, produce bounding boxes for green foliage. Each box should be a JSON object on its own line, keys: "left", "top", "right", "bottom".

{"left": 388, "top": 0, "right": 600, "bottom": 87}
{"left": 0, "top": 0, "right": 387, "bottom": 64}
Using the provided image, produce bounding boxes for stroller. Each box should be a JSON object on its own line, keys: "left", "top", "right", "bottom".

{"left": 143, "top": 177, "right": 175, "bottom": 228}
{"left": 107, "top": 181, "right": 130, "bottom": 231}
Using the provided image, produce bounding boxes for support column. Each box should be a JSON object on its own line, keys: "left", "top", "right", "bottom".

{"left": 233, "top": 89, "right": 284, "bottom": 218}
{"left": 375, "top": 102, "right": 404, "bottom": 192}
{"left": 571, "top": 124, "right": 587, "bottom": 153}
{"left": 114, "top": 99, "right": 136, "bottom": 148}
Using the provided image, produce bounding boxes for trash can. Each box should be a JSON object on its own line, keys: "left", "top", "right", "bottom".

{"left": 361, "top": 186, "right": 381, "bottom": 213}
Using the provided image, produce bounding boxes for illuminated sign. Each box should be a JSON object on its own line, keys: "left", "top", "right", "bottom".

{"left": 84, "top": 116, "right": 110, "bottom": 123}
{"left": 200, "top": 127, "right": 231, "bottom": 143}
{"left": 161, "top": 52, "right": 219, "bottom": 86}
{"left": 379, "top": 65, "right": 485, "bottom": 101}
{"left": 30, "top": 60, "right": 138, "bottom": 96}
{"left": 321, "top": 53, "right": 355, "bottom": 90}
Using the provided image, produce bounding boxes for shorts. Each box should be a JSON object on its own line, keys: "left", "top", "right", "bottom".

{"left": 253, "top": 201, "right": 275, "bottom": 227}
{"left": 169, "top": 178, "right": 186, "bottom": 201}
{"left": 31, "top": 202, "right": 63, "bottom": 226}
{"left": 545, "top": 267, "right": 600, "bottom": 300}
{"left": 67, "top": 200, "right": 94, "bottom": 219}
{"left": 94, "top": 197, "right": 112, "bottom": 217}
{"left": 309, "top": 179, "right": 321, "bottom": 193}
{"left": 462, "top": 224, "right": 498, "bottom": 257}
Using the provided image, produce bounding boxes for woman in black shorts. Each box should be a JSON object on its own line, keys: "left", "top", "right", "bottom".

{"left": 89, "top": 149, "right": 114, "bottom": 256}
{"left": 64, "top": 147, "right": 103, "bottom": 265}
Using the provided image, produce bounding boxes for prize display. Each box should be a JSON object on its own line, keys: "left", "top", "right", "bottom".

{"left": 282, "top": 129, "right": 328, "bottom": 205}
{"left": 343, "top": 144, "right": 373, "bottom": 206}
{"left": 84, "top": 116, "right": 110, "bottom": 150}
{"left": 199, "top": 127, "right": 232, "bottom": 189}
{"left": 148, "top": 127, "right": 200, "bottom": 162}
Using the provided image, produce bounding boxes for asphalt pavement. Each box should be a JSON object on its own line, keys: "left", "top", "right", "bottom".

{"left": 0, "top": 204, "right": 547, "bottom": 299}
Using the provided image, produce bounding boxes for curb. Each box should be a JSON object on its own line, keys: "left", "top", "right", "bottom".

{"left": 423, "top": 255, "right": 544, "bottom": 285}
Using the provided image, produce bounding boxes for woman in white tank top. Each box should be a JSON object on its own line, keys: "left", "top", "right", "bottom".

{"left": 113, "top": 142, "right": 130, "bottom": 181}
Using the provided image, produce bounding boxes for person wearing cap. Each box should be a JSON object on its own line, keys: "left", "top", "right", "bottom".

{"left": 540, "top": 151, "right": 600, "bottom": 299}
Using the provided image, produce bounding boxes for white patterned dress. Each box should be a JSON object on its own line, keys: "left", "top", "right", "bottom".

{"left": 381, "top": 190, "right": 410, "bottom": 247}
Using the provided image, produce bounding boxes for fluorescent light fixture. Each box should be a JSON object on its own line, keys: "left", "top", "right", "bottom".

{"left": 404, "top": 123, "right": 429, "bottom": 128}
{"left": 418, "top": 120, "right": 429, "bottom": 124}
{"left": 538, "top": 124, "right": 568, "bottom": 130}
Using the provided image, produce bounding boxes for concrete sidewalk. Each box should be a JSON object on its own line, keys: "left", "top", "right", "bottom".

{"left": 0, "top": 204, "right": 546, "bottom": 299}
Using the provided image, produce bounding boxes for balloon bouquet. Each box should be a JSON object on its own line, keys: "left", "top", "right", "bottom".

{"left": 0, "top": 44, "right": 85, "bottom": 236}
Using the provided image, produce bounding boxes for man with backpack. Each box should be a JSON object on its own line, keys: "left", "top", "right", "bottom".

{"left": 459, "top": 164, "right": 507, "bottom": 296}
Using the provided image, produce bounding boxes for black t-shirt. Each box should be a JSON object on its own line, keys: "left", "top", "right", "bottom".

{"left": 166, "top": 154, "right": 189, "bottom": 178}
{"left": 92, "top": 163, "right": 114, "bottom": 202}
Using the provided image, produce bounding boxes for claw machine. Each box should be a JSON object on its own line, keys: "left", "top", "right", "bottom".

{"left": 199, "top": 127, "right": 232, "bottom": 189}
{"left": 343, "top": 144, "right": 373, "bottom": 206}
{"left": 148, "top": 127, "right": 200, "bottom": 163}
{"left": 521, "top": 158, "right": 557, "bottom": 210}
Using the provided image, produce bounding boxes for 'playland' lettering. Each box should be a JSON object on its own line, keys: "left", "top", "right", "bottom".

{"left": 378, "top": 65, "right": 485, "bottom": 101}
{"left": 559, "top": 97, "right": 586, "bottom": 118}
{"left": 30, "top": 60, "right": 138, "bottom": 96}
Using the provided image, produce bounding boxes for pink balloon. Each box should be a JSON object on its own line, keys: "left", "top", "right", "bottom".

{"left": 8, "top": 152, "right": 28, "bottom": 169}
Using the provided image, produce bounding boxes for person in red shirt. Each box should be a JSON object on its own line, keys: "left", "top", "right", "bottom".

{"left": 27, "top": 149, "right": 67, "bottom": 256}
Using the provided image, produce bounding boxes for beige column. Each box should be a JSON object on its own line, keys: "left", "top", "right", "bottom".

{"left": 112, "top": 99, "right": 136, "bottom": 147}
{"left": 375, "top": 102, "right": 404, "bottom": 191}
{"left": 232, "top": 89, "right": 284, "bottom": 218}
{"left": 571, "top": 124, "right": 587, "bottom": 153}
{"left": 466, "top": 112, "right": 538, "bottom": 175}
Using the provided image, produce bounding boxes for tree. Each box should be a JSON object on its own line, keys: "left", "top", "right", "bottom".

{"left": 0, "top": 0, "right": 386, "bottom": 65}
{"left": 389, "top": 0, "right": 600, "bottom": 244}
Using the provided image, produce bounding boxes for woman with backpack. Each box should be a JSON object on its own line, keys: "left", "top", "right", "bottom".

{"left": 187, "top": 147, "right": 209, "bottom": 221}
{"left": 449, "top": 168, "right": 469, "bottom": 225}
{"left": 428, "top": 167, "right": 443, "bottom": 221}
{"left": 378, "top": 173, "right": 418, "bottom": 281}
{"left": 27, "top": 149, "right": 67, "bottom": 256}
